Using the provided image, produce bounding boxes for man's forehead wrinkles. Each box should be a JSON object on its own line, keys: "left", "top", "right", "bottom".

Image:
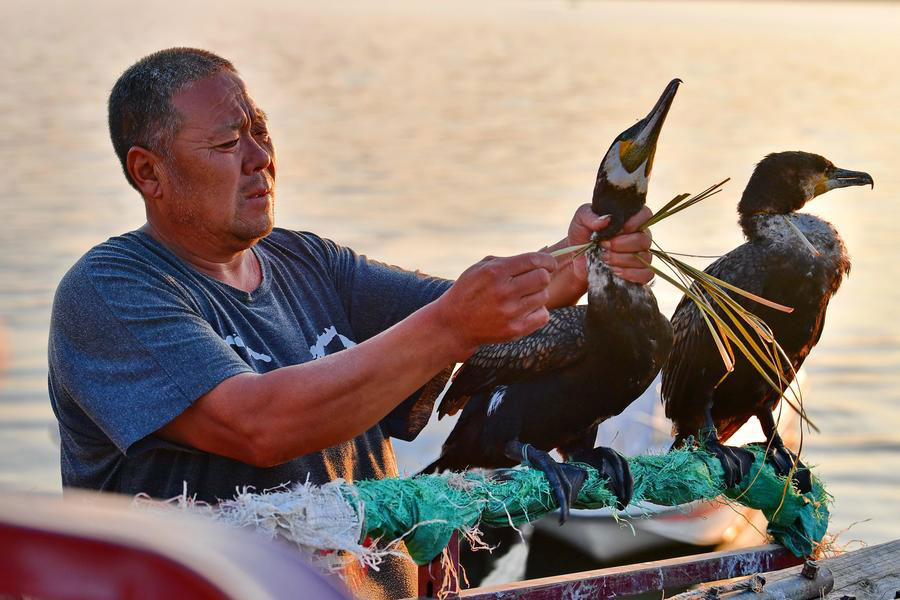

{"left": 209, "top": 96, "right": 250, "bottom": 135}
{"left": 209, "top": 87, "right": 245, "bottom": 117}
{"left": 174, "top": 73, "right": 265, "bottom": 142}
{"left": 217, "top": 74, "right": 265, "bottom": 124}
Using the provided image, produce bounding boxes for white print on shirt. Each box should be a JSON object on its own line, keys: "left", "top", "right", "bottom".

{"left": 224, "top": 333, "right": 272, "bottom": 363}
{"left": 309, "top": 325, "right": 357, "bottom": 359}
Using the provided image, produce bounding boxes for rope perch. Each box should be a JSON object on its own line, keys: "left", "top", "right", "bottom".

{"left": 141, "top": 444, "right": 829, "bottom": 570}
{"left": 352, "top": 444, "right": 828, "bottom": 564}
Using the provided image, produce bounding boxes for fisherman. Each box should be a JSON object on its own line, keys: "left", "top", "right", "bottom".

{"left": 47, "top": 47, "right": 654, "bottom": 599}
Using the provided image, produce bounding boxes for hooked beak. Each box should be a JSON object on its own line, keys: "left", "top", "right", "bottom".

{"left": 619, "top": 78, "right": 682, "bottom": 175}
{"left": 824, "top": 167, "right": 874, "bottom": 193}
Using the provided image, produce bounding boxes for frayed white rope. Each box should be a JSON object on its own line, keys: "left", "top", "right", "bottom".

{"left": 136, "top": 479, "right": 394, "bottom": 575}
{"left": 133, "top": 472, "right": 538, "bottom": 590}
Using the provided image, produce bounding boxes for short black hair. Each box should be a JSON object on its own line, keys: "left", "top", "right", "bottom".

{"left": 108, "top": 47, "right": 236, "bottom": 190}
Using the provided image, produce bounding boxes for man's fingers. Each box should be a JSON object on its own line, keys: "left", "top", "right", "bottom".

{"left": 504, "top": 252, "right": 558, "bottom": 277}
{"left": 509, "top": 306, "right": 550, "bottom": 338}
{"left": 601, "top": 231, "right": 652, "bottom": 254}
{"left": 621, "top": 205, "right": 654, "bottom": 233}
{"left": 611, "top": 266, "right": 655, "bottom": 285}
{"left": 605, "top": 251, "right": 652, "bottom": 270}
{"left": 446, "top": 250, "right": 558, "bottom": 348}
{"left": 574, "top": 204, "right": 612, "bottom": 231}
{"left": 568, "top": 204, "right": 612, "bottom": 241}
{"left": 511, "top": 265, "right": 553, "bottom": 296}
{"left": 518, "top": 285, "right": 552, "bottom": 314}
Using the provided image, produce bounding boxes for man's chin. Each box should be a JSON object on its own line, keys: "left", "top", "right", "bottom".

{"left": 236, "top": 224, "right": 273, "bottom": 244}
{"left": 236, "top": 215, "right": 274, "bottom": 244}
{"left": 234, "top": 202, "right": 275, "bottom": 241}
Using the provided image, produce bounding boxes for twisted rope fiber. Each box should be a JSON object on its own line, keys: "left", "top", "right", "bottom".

{"left": 146, "top": 445, "right": 828, "bottom": 572}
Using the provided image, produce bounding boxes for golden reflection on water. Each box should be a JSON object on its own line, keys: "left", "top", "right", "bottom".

{"left": 0, "top": 0, "right": 898, "bottom": 541}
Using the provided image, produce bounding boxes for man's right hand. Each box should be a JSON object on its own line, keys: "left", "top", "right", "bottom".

{"left": 436, "top": 252, "right": 558, "bottom": 360}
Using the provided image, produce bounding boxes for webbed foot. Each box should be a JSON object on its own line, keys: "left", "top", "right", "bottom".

{"left": 504, "top": 440, "right": 585, "bottom": 525}
{"left": 701, "top": 428, "right": 754, "bottom": 488}
{"left": 750, "top": 435, "right": 812, "bottom": 494}
{"left": 568, "top": 446, "right": 633, "bottom": 510}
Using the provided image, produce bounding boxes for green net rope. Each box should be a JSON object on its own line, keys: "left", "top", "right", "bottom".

{"left": 342, "top": 445, "right": 829, "bottom": 565}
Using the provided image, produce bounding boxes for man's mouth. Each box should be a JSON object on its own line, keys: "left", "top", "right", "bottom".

{"left": 247, "top": 186, "right": 272, "bottom": 199}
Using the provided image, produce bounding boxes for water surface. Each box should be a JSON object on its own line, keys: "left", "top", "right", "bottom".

{"left": 0, "top": 0, "right": 897, "bottom": 546}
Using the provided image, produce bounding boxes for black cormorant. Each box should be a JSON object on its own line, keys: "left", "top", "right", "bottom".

{"left": 661, "top": 151, "right": 873, "bottom": 491}
{"left": 422, "top": 80, "right": 680, "bottom": 523}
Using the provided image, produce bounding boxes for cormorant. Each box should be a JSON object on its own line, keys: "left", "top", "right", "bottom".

{"left": 422, "top": 80, "right": 680, "bottom": 523}
{"left": 661, "top": 151, "right": 873, "bottom": 491}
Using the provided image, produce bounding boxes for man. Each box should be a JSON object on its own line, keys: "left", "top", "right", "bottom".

{"left": 48, "top": 48, "right": 654, "bottom": 598}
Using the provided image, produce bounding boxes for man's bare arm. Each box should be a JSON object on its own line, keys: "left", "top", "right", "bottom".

{"left": 157, "top": 252, "right": 557, "bottom": 466}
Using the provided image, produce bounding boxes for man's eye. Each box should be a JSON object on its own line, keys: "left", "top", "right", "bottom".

{"left": 219, "top": 139, "right": 239, "bottom": 149}
{"left": 253, "top": 130, "right": 270, "bottom": 142}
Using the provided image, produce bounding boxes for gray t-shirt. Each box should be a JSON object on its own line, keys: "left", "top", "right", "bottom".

{"left": 48, "top": 228, "right": 452, "bottom": 599}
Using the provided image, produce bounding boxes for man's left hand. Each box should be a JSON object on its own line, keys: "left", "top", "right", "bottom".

{"left": 566, "top": 204, "right": 654, "bottom": 285}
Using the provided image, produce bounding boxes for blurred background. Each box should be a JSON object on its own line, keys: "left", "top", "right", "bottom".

{"left": 0, "top": 0, "right": 897, "bottom": 567}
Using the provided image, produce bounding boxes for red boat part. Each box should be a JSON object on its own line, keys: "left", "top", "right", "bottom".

{"left": 0, "top": 490, "right": 350, "bottom": 600}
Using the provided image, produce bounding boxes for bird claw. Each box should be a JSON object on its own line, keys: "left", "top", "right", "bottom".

{"left": 503, "top": 441, "right": 584, "bottom": 525}
{"left": 487, "top": 468, "right": 518, "bottom": 483}
{"left": 704, "top": 437, "right": 754, "bottom": 488}
{"left": 749, "top": 440, "right": 812, "bottom": 494}
{"left": 557, "top": 463, "right": 588, "bottom": 523}
{"left": 569, "top": 446, "right": 634, "bottom": 510}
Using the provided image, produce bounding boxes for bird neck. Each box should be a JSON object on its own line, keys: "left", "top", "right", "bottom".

{"left": 585, "top": 247, "right": 647, "bottom": 316}
{"left": 739, "top": 211, "right": 843, "bottom": 258}
{"left": 591, "top": 182, "right": 647, "bottom": 241}
{"left": 739, "top": 209, "right": 787, "bottom": 240}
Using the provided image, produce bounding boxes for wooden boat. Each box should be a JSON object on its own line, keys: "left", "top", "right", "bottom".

{"left": 417, "top": 538, "right": 900, "bottom": 600}
{"left": 420, "top": 540, "right": 900, "bottom": 600}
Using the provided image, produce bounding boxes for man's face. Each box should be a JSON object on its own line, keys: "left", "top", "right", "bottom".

{"left": 162, "top": 71, "right": 277, "bottom": 249}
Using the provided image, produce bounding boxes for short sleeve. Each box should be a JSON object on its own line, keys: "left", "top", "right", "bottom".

{"left": 48, "top": 247, "right": 253, "bottom": 455}
{"left": 310, "top": 236, "right": 454, "bottom": 440}
{"left": 313, "top": 237, "right": 452, "bottom": 342}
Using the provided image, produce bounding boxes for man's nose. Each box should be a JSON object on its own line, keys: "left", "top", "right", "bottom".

{"left": 243, "top": 136, "right": 272, "bottom": 174}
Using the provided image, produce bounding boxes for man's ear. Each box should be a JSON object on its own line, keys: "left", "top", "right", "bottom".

{"left": 127, "top": 146, "right": 166, "bottom": 200}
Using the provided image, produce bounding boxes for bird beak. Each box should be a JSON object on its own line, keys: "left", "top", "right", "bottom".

{"left": 818, "top": 167, "right": 875, "bottom": 195}
{"left": 619, "top": 78, "right": 682, "bottom": 176}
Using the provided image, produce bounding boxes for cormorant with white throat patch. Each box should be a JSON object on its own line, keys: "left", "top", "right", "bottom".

{"left": 661, "top": 151, "right": 873, "bottom": 491}
{"left": 422, "top": 80, "right": 680, "bottom": 523}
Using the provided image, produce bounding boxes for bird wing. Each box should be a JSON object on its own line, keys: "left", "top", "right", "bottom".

{"left": 381, "top": 364, "right": 454, "bottom": 441}
{"left": 661, "top": 243, "right": 769, "bottom": 419}
{"left": 437, "top": 305, "right": 588, "bottom": 418}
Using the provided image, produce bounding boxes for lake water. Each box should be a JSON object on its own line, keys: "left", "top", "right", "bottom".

{"left": 0, "top": 0, "right": 897, "bottom": 549}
